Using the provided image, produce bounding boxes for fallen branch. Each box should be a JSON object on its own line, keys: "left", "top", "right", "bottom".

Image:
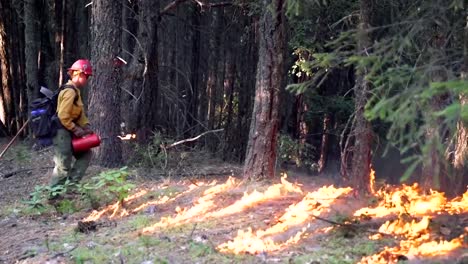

{"left": 310, "top": 214, "right": 393, "bottom": 237}
{"left": 0, "top": 119, "right": 30, "bottom": 159}
{"left": 164, "top": 128, "right": 224, "bottom": 149}
{"left": 1, "top": 166, "right": 53, "bottom": 179}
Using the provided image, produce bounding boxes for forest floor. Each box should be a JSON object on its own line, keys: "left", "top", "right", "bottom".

{"left": 0, "top": 138, "right": 466, "bottom": 264}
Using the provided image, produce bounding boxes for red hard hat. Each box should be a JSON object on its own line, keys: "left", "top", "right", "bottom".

{"left": 68, "top": 59, "right": 93, "bottom": 76}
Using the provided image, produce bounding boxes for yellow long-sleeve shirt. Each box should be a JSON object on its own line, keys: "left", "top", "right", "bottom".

{"left": 57, "top": 82, "right": 89, "bottom": 131}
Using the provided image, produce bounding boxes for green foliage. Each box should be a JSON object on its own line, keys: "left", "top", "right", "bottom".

{"left": 189, "top": 241, "right": 213, "bottom": 257}
{"left": 55, "top": 199, "right": 77, "bottom": 214}
{"left": 288, "top": 0, "right": 467, "bottom": 184}
{"left": 23, "top": 185, "right": 48, "bottom": 210}
{"left": 71, "top": 247, "right": 109, "bottom": 264}
{"left": 277, "top": 134, "right": 315, "bottom": 169}
{"left": 139, "top": 235, "right": 162, "bottom": 248}
{"left": 23, "top": 180, "right": 74, "bottom": 211}
{"left": 130, "top": 132, "right": 171, "bottom": 169}
{"left": 81, "top": 167, "right": 135, "bottom": 203}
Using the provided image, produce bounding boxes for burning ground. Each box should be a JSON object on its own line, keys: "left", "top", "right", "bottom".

{"left": 0, "top": 142, "right": 467, "bottom": 263}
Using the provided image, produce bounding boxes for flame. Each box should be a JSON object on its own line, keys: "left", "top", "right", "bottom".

{"left": 355, "top": 170, "right": 467, "bottom": 263}
{"left": 446, "top": 191, "right": 468, "bottom": 214}
{"left": 118, "top": 133, "right": 137, "bottom": 140}
{"left": 83, "top": 190, "right": 147, "bottom": 222}
{"left": 359, "top": 236, "right": 464, "bottom": 263}
{"left": 207, "top": 176, "right": 303, "bottom": 218}
{"left": 218, "top": 185, "right": 352, "bottom": 254}
{"left": 142, "top": 177, "right": 238, "bottom": 232}
{"left": 78, "top": 166, "right": 466, "bottom": 261}
{"left": 132, "top": 183, "right": 200, "bottom": 213}
{"left": 378, "top": 216, "right": 430, "bottom": 237}
{"left": 369, "top": 168, "right": 376, "bottom": 194}
{"left": 354, "top": 183, "right": 449, "bottom": 218}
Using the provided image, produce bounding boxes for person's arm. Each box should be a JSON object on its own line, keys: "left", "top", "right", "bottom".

{"left": 76, "top": 110, "right": 89, "bottom": 128}
{"left": 57, "top": 89, "right": 78, "bottom": 131}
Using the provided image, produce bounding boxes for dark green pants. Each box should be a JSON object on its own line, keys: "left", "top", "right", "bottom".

{"left": 50, "top": 129, "right": 92, "bottom": 187}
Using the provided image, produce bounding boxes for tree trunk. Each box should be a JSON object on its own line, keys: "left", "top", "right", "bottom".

{"left": 89, "top": 0, "right": 123, "bottom": 167}
{"left": 452, "top": 15, "right": 468, "bottom": 196}
{"left": 187, "top": 8, "right": 202, "bottom": 135}
{"left": 10, "top": 2, "right": 27, "bottom": 133}
{"left": 1, "top": 0, "right": 27, "bottom": 134}
{"left": 0, "top": 0, "right": 13, "bottom": 133}
{"left": 134, "top": 0, "right": 159, "bottom": 142}
{"left": 24, "top": 0, "right": 41, "bottom": 117}
{"left": 206, "top": 7, "right": 223, "bottom": 150}
{"left": 421, "top": 6, "right": 450, "bottom": 192}
{"left": 222, "top": 14, "right": 238, "bottom": 160}
{"left": 350, "top": 0, "right": 373, "bottom": 194}
{"left": 243, "top": 0, "right": 286, "bottom": 180}
{"left": 236, "top": 16, "right": 258, "bottom": 162}
{"left": 318, "top": 113, "right": 332, "bottom": 173}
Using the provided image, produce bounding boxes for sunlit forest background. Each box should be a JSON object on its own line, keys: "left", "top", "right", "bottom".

{"left": 0, "top": 0, "right": 467, "bottom": 195}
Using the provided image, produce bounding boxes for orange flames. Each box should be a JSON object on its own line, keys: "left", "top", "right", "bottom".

{"left": 357, "top": 169, "right": 466, "bottom": 263}
{"left": 80, "top": 168, "right": 466, "bottom": 262}
{"left": 354, "top": 183, "right": 450, "bottom": 218}
{"left": 218, "top": 185, "right": 352, "bottom": 254}
{"left": 83, "top": 190, "right": 148, "bottom": 222}
{"left": 142, "top": 177, "right": 239, "bottom": 232}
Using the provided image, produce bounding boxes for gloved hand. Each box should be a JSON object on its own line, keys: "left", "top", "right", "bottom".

{"left": 83, "top": 124, "right": 93, "bottom": 135}
{"left": 71, "top": 126, "right": 87, "bottom": 137}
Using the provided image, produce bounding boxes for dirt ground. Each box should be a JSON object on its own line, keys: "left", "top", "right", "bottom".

{"left": 0, "top": 139, "right": 466, "bottom": 264}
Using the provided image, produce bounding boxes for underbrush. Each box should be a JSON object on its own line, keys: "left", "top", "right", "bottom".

{"left": 19, "top": 167, "right": 135, "bottom": 216}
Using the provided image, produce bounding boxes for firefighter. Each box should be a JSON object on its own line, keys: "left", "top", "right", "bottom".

{"left": 49, "top": 59, "right": 94, "bottom": 191}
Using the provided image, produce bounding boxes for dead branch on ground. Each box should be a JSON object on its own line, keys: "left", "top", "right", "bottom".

{"left": 0, "top": 166, "right": 53, "bottom": 179}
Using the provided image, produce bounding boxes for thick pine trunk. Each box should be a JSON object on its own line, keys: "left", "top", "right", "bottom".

{"left": 89, "top": 0, "right": 123, "bottom": 167}
{"left": 235, "top": 16, "right": 258, "bottom": 162}
{"left": 350, "top": 0, "right": 373, "bottom": 194}
{"left": 243, "top": 0, "right": 286, "bottom": 180}
{"left": 452, "top": 16, "right": 468, "bottom": 195}
{"left": 134, "top": 0, "right": 159, "bottom": 142}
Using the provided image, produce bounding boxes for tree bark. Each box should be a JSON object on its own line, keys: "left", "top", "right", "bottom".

{"left": 318, "top": 113, "right": 332, "bottom": 173}
{"left": 350, "top": 0, "right": 373, "bottom": 194}
{"left": 243, "top": 0, "right": 286, "bottom": 180}
{"left": 89, "top": 0, "right": 123, "bottom": 167}
{"left": 452, "top": 14, "right": 468, "bottom": 196}
{"left": 421, "top": 5, "right": 450, "bottom": 192}
{"left": 206, "top": 7, "right": 223, "bottom": 150}
{"left": 134, "top": 0, "right": 159, "bottom": 142}
{"left": 235, "top": 16, "right": 258, "bottom": 162}
{"left": 0, "top": 0, "right": 13, "bottom": 133}
{"left": 24, "top": 0, "right": 41, "bottom": 117}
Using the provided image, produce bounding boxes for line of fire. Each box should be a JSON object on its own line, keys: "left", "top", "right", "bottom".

{"left": 81, "top": 169, "right": 467, "bottom": 263}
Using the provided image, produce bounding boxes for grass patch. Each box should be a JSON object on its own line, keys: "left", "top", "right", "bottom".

{"left": 139, "top": 235, "right": 164, "bottom": 248}
{"left": 71, "top": 246, "right": 111, "bottom": 263}
{"left": 189, "top": 241, "right": 213, "bottom": 257}
{"left": 129, "top": 215, "right": 154, "bottom": 229}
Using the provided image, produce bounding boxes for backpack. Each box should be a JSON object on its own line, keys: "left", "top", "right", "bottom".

{"left": 30, "top": 84, "right": 77, "bottom": 147}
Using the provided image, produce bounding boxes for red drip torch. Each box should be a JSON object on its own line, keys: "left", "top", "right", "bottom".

{"left": 72, "top": 133, "right": 101, "bottom": 153}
